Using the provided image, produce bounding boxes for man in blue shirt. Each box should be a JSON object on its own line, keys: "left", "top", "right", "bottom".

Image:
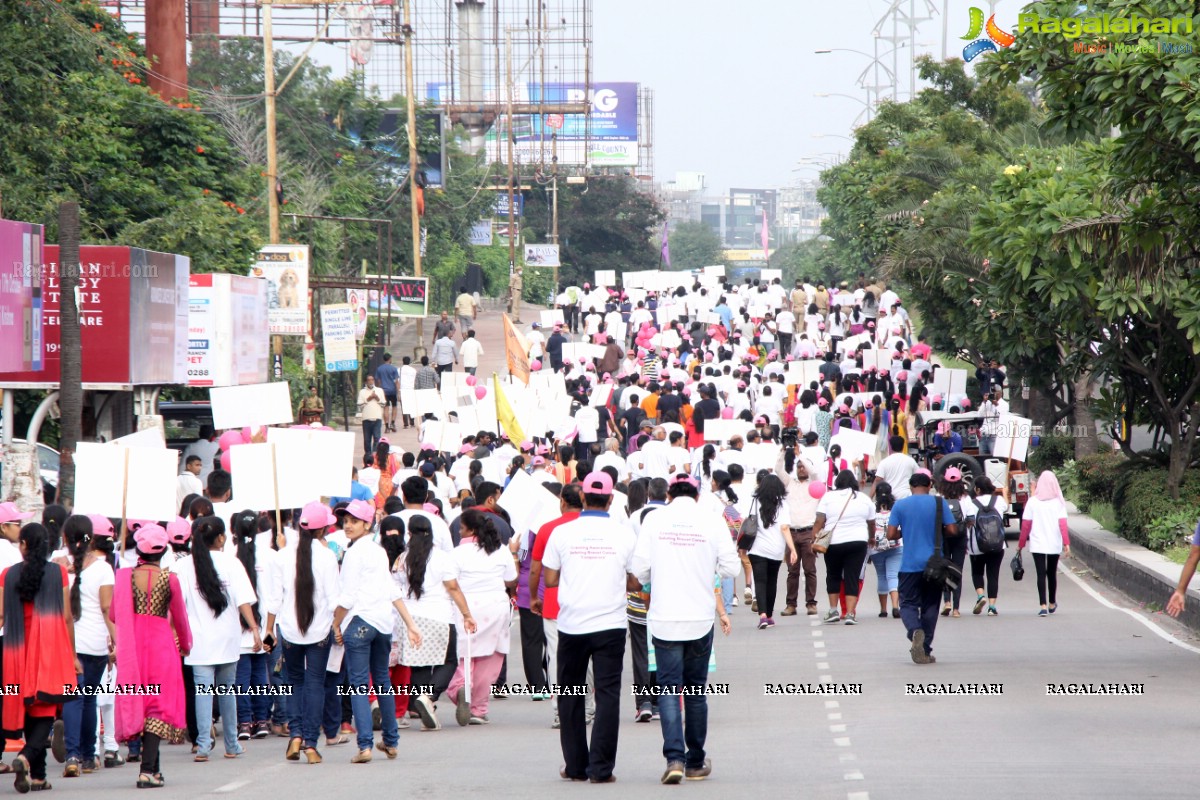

{"left": 713, "top": 297, "right": 733, "bottom": 332}
{"left": 330, "top": 466, "right": 375, "bottom": 508}
{"left": 375, "top": 353, "right": 400, "bottom": 433}
{"left": 887, "top": 472, "right": 959, "bottom": 664}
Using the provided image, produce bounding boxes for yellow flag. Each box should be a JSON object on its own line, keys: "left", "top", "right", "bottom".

{"left": 502, "top": 313, "right": 531, "bottom": 385}
{"left": 493, "top": 373, "right": 526, "bottom": 444}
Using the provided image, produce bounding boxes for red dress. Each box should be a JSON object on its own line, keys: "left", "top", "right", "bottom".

{"left": 0, "top": 563, "right": 76, "bottom": 737}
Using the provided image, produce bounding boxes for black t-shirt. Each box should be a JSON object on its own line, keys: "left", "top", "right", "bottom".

{"left": 693, "top": 398, "right": 720, "bottom": 432}
{"left": 621, "top": 406, "right": 646, "bottom": 434}
{"left": 658, "top": 393, "right": 683, "bottom": 423}
{"left": 595, "top": 407, "right": 613, "bottom": 441}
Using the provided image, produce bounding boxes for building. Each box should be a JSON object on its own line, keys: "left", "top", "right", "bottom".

{"left": 775, "top": 179, "right": 827, "bottom": 243}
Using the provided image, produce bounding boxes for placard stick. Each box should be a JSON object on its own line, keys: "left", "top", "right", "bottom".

{"left": 270, "top": 443, "right": 283, "bottom": 545}
{"left": 1002, "top": 432, "right": 1015, "bottom": 504}
{"left": 117, "top": 448, "right": 131, "bottom": 554}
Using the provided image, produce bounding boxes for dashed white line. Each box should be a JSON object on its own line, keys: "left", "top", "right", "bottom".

{"left": 214, "top": 781, "right": 251, "bottom": 793}
{"left": 824, "top": 701, "right": 840, "bottom": 709}
{"left": 833, "top": 737, "right": 851, "bottom": 747}
{"left": 817, "top": 661, "right": 830, "bottom": 670}
{"left": 844, "top": 771, "right": 865, "bottom": 781}
{"left": 848, "top": 792, "right": 870, "bottom": 800}
{"left": 829, "top": 724, "right": 847, "bottom": 733}
{"left": 827, "top": 713, "right": 842, "bottom": 720}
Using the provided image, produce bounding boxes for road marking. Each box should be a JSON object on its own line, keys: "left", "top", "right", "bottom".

{"left": 830, "top": 724, "right": 847, "bottom": 732}
{"left": 819, "top": 674, "right": 832, "bottom": 682}
{"left": 824, "top": 701, "right": 839, "bottom": 709}
{"left": 848, "top": 792, "right": 870, "bottom": 800}
{"left": 214, "top": 781, "right": 251, "bottom": 793}
{"left": 844, "top": 771, "right": 865, "bottom": 781}
{"left": 827, "top": 712, "right": 842, "bottom": 720}
{"left": 839, "top": 754, "right": 856, "bottom": 762}
{"left": 833, "top": 737, "right": 851, "bottom": 747}
{"left": 812, "top": 630, "right": 824, "bottom": 636}
{"left": 813, "top": 641, "right": 826, "bottom": 648}
{"left": 1061, "top": 567, "right": 1200, "bottom": 655}
{"left": 817, "top": 662, "right": 830, "bottom": 669}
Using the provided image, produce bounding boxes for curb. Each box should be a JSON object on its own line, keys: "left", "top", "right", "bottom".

{"left": 1065, "top": 505, "right": 1200, "bottom": 634}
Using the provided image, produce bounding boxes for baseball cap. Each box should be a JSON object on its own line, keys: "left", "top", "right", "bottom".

{"left": 639, "top": 419, "right": 654, "bottom": 429}
{"left": 670, "top": 474, "right": 699, "bottom": 489}
{"left": 87, "top": 515, "right": 115, "bottom": 538}
{"left": 520, "top": 440, "right": 534, "bottom": 451}
{"left": 128, "top": 519, "right": 153, "bottom": 533}
{"left": 343, "top": 499, "right": 375, "bottom": 523}
{"left": 0, "top": 503, "right": 33, "bottom": 525}
{"left": 532, "top": 456, "right": 546, "bottom": 466}
{"left": 580, "top": 472, "right": 614, "bottom": 496}
{"left": 133, "top": 524, "right": 169, "bottom": 555}
{"left": 943, "top": 467, "right": 963, "bottom": 483}
{"left": 299, "top": 501, "right": 336, "bottom": 530}
{"left": 165, "top": 517, "right": 192, "bottom": 545}
{"left": 379, "top": 436, "right": 390, "bottom": 445}
{"left": 419, "top": 461, "right": 437, "bottom": 476}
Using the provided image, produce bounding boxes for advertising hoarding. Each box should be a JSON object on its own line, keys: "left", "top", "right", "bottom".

{"left": 0, "top": 220, "right": 43, "bottom": 373}
{"left": 365, "top": 275, "right": 429, "bottom": 318}
{"left": 524, "top": 244, "right": 560, "bottom": 267}
{"left": 249, "top": 244, "right": 310, "bottom": 335}
{"left": 320, "top": 304, "right": 359, "bottom": 372}
{"left": 187, "top": 273, "right": 269, "bottom": 387}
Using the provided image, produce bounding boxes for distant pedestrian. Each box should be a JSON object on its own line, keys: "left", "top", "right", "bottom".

{"left": 298, "top": 384, "right": 325, "bottom": 426}
{"left": 964, "top": 476, "right": 1009, "bottom": 616}
{"left": 432, "top": 333, "right": 458, "bottom": 377}
{"left": 454, "top": 287, "right": 478, "bottom": 339}
{"left": 356, "top": 375, "right": 385, "bottom": 455}
{"left": 432, "top": 311, "right": 456, "bottom": 346}
{"left": 460, "top": 330, "right": 484, "bottom": 376}
{"left": 375, "top": 354, "right": 400, "bottom": 433}
{"left": 1018, "top": 470, "right": 1070, "bottom": 617}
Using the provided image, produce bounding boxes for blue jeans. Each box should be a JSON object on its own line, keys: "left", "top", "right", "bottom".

{"left": 267, "top": 638, "right": 288, "bottom": 724}
{"left": 362, "top": 419, "right": 382, "bottom": 454}
{"left": 236, "top": 653, "right": 271, "bottom": 724}
{"left": 323, "top": 664, "right": 344, "bottom": 739}
{"left": 281, "top": 634, "right": 332, "bottom": 748}
{"left": 63, "top": 653, "right": 108, "bottom": 761}
{"left": 653, "top": 629, "right": 713, "bottom": 769}
{"left": 720, "top": 576, "right": 734, "bottom": 613}
{"left": 192, "top": 662, "right": 242, "bottom": 756}
{"left": 871, "top": 547, "right": 904, "bottom": 594}
{"left": 343, "top": 617, "right": 398, "bottom": 750}
{"left": 898, "top": 572, "right": 942, "bottom": 656}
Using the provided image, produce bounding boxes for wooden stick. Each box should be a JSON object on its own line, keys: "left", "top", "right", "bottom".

{"left": 270, "top": 443, "right": 283, "bottom": 543}
{"left": 117, "top": 448, "right": 130, "bottom": 555}
{"left": 1002, "top": 425, "right": 1016, "bottom": 504}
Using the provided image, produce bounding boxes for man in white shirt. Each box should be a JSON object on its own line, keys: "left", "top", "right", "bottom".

{"left": 980, "top": 388, "right": 1009, "bottom": 456}
{"left": 592, "top": 438, "right": 630, "bottom": 483}
{"left": 527, "top": 322, "right": 546, "bottom": 360}
{"left": 633, "top": 474, "right": 738, "bottom": 783}
{"left": 392, "top": 476, "right": 455, "bottom": 551}
{"left": 398, "top": 356, "right": 418, "bottom": 428}
{"left": 459, "top": 329, "right": 485, "bottom": 376}
{"left": 182, "top": 426, "right": 220, "bottom": 483}
{"left": 639, "top": 427, "right": 675, "bottom": 479}
{"left": 542, "top": 472, "right": 637, "bottom": 784}
{"left": 177, "top": 454, "right": 204, "bottom": 507}
{"left": 574, "top": 404, "right": 600, "bottom": 463}
{"left": 873, "top": 435, "right": 919, "bottom": 500}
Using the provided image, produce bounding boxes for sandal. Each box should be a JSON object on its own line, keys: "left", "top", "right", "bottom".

{"left": 325, "top": 734, "right": 351, "bottom": 746}
{"left": 193, "top": 753, "right": 209, "bottom": 763}
{"left": 13, "top": 755, "right": 30, "bottom": 794}
{"left": 0, "top": 763, "right": 12, "bottom": 775}
{"left": 950, "top": 610, "right": 961, "bottom": 618}
{"left": 136, "top": 773, "right": 164, "bottom": 789}
{"left": 28, "top": 781, "right": 50, "bottom": 792}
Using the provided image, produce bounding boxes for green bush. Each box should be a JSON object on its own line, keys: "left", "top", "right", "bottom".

{"left": 1028, "top": 433, "right": 1075, "bottom": 475}
{"left": 1112, "top": 468, "right": 1200, "bottom": 549}
{"left": 1075, "top": 452, "right": 1126, "bottom": 504}
{"left": 1145, "top": 509, "right": 1200, "bottom": 552}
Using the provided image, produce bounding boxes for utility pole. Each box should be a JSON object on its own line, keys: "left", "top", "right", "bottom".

{"left": 550, "top": 132, "right": 559, "bottom": 294}
{"left": 263, "top": 0, "right": 284, "bottom": 375}
{"left": 402, "top": 0, "right": 425, "bottom": 348}
{"left": 505, "top": 29, "right": 520, "bottom": 323}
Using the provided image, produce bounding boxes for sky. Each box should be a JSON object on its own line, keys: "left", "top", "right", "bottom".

{"left": 591, "top": 0, "right": 1020, "bottom": 193}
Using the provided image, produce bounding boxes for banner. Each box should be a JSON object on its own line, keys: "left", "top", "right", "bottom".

{"left": 188, "top": 273, "right": 269, "bottom": 387}
{"left": 250, "top": 244, "right": 310, "bottom": 335}
{"left": 0, "top": 220, "right": 43, "bottom": 373}
{"left": 503, "top": 313, "right": 531, "bottom": 385}
{"left": 524, "top": 244, "right": 560, "bottom": 268}
{"left": 346, "top": 288, "right": 369, "bottom": 339}
{"left": 364, "top": 274, "right": 429, "bottom": 318}
{"left": 319, "top": 304, "right": 359, "bottom": 372}
{"left": 493, "top": 373, "right": 526, "bottom": 445}
{"left": 469, "top": 220, "right": 494, "bottom": 246}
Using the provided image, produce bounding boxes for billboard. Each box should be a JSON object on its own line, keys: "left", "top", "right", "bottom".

{"left": 320, "top": 304, "right": 359, "bottom": 372}
{"left": 249, "top": 244, "right": 310, "bottom": 335}
{"left": 365, "top": 275, "right": 429, "bottom": 318}
{"left": 0, "top": 220, "right": 43, "bottom": 373}
{"left": 0, "top": 246, "right": 190, "bottom": 389}
{"left": 427, "top": 81, "right": 639, "bottom": 167}
{"left": 524, "top": 244, "right": 560, "bottom": 268}
{"left": 187, "top": 273, "right": 269, "bottom": 387}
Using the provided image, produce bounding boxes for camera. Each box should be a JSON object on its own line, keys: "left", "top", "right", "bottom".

{"left": 781, "top": 427, "right": 799, "bottom": 447}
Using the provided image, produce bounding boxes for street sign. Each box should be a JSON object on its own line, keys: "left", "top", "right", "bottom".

{"left": 320, "top": 304, "right": 359, "bottom": 372}
{"left": 546, "top": 113, "right": 564, "bottom": 130}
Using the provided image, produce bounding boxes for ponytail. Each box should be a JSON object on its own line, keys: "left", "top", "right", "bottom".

{"left": 232, "top": 510, "right": 259, "bottom": 629}
{"left": 404, "top": 517, "right": 435, "bottom": 601}
{"left": 701, "top": 444, "right": 716, "bottom": 479}
{"left": 16, "top": 523, "right": 49, "bottom": 604}
{"left": 191, "top": 517, "right": 229, "bottom": 616}
{"left": 294, "top": 528, "right": 316, "bottom": 635}
{"left": 63, "top": 515, "right": 93, "bottom": 620}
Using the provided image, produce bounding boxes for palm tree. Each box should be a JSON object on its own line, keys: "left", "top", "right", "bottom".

{"left": 57, "top": 202, "right": 83, "bottom": 508}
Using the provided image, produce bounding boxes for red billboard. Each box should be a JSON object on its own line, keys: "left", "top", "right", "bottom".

{"left": 0, "top": 246, "right": 190, "bottom": 389}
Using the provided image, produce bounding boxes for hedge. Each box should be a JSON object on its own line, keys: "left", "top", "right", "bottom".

{"left": 1075, "top": 452, "right": 1125, "bottom": 505}
{"left": 1028, "top": 433, "right": 1075, "bottom": 475}
{"left": 1112, "top": 468, "right": 1200, "bottom": 550}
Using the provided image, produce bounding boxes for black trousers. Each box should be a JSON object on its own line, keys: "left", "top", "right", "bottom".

{"left": 19, "top": 715, "right": 53, "bottom": 781}
{"left": 1032, "top": 553, "right": 1060, "bottom": 606}
{"left": 823, "top": 541, "right": 868, "bottom": 596}
{"left": 941, "top": 534, "right": 968, "bottom": 609}
{"left": 749, "top": 554, "right": 783, "bottom": 618}
{"left": 182, "top": 661, "right": 198, "bottom": 744}
{"left": 970, "top": 551, "right": 1005, "bottom": 599}
{"left": 627, "top": 621, "right": 657, "bottom": 713}
{"left": 558, "top": 628, "right": 625, "bottom": 782}
{"left": 518, "top": 608, "right": 548, "bottom": 692}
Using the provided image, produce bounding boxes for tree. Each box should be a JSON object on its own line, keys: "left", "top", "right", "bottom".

{"left": 56, "top": 202, "right": 82, "bottom": 509}
{"left": 772, "top": 238, "right": 845, "bottom": 285}
{"left": 667, "top": 222, "right": 722, "bottom": 272}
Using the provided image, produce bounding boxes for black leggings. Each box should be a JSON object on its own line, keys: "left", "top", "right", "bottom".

{"left": 408, "top": 625, "right": 458, "bottom": 701}
{"left": 1032, "top": 553, "right": 1060, "bottom": 606}
{"left": 19, "top": 715, "right": 53, "bottom": 781}
{"left": 941, "top": 535, "right": 968, "bottom": 609}
{"left": 141, "top": 732, "right": 162, "bottom": 776}
{"left": 823, "top": 541, "right": 868, "bottom": 596}
{"left": 749, "top": 555, "right": 783, "bottom": 618}
{"left": 970, "top": 551, "right": 1004, "bottom": 599}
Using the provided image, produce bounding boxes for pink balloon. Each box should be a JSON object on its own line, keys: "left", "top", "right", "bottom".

{"left": 475, "top": 386, "right": 487, "bottom": 400}
{"left": 220, "top": 451, "right": 232, "bottom": 473}
{"left": 808, "top": 482, "right": 827, "bottom": 500}
{"left": 465, "top": 375, "right": 477, "bottom": 386}
{"left": 721, "top": 407, "right": 734, "bottom": 420}
{"left": 531, "top": 360, "right": 542, "bottom": 371}
{"left": 218, "top": 431, "right": 244, "bottom": 452}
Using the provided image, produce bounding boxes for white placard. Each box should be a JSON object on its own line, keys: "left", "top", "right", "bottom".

{"left": 497, "top": 469, "right": 562, "bottom": 536}
{"left": 589, "top": 385, "right": 614, "bottom": 408}
{"left": 742, "top": 442, "right": 781, "bottom": 471}
{"left": 112, "top": 427, "right": 166, "bottom": 449}
{"left": 697, "top": 275, "right": 721, "bottom": 289}
{"left": 703, "top": 419, "right": 755, "bottom": 443}
{"left": 830, "top": 429, "right": 879, "bottom": 463}
{"left": 660, "top": 330, "right": 682, "bottom": 349}
{"left": 74, "top": 442, "right": 179, "bottom": 522}
{"left": 760, "top": 268, "right": 782, "bottom": 282}
{"left": 842, "top": 333, "right": 871, "bottom": 352}
{"left": 265, "top": 427, "right": 354, "bottom": 497}
{"left": 414, "top": 388, "right": 443, "bottom": 416}
{"left": 930, "top": 368, "right": 968, "bottom": 399}
{"left": 540, "top": 309, "right": 565, "bottom": 327}
{"left": 420, "top": 420, "right": 462, "bottom": 453}
{"left": 594, "top": 270, "right": 616, "bottom": 287}
{"left": 210, "top": 382, "right": 294, "bottom": 430}
{"left": 996, "top": 413, "right": 1033, "bottom": 462}
{"left": 702, "top": 265, "right": 726, "bottom": 277}
{"left": 229, "top": 443, "right": 304, "bottom": 510}
{"left": 786, "top": 361, "right": 825, "bottom": 388}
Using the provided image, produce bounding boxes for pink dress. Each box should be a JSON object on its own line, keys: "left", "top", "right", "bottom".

{"left": 110, "top": 567, "right": 193, "bottom": 743}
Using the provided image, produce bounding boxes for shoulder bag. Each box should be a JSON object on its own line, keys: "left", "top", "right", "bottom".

{"left": 813, "top": 491, "right": 853, "bottom": 555}
{"left": 735, "top": 496, "right": 760, "bottom": 551}
{"left": 922, "top": 496, "right": 962, "bottom": 591}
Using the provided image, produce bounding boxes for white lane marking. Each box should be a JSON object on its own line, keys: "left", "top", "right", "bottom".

{"left": 829, "top": 724, "right": 847, "bottom": 733}
{"left": 833, "top": 737, "right": 851, "bottom": 747}
{"left": 848, "top": 792, "right": 870, "bottom": 800}
{"left": 844, "top": 772, "right": 865, "bottom": 781}
{"left": 814, "top": 641, "right": 826, "bottom": 648}
{"left": 827, "top": 713, "right": 842, "bottom": 720}
{"left": 817, "top": 662, "right": 830, "bottom": 670}
{"left": 215, "top": 781, "right": 251, "bottom": 793}
{"left": 819, "top": 674, "right": 833, "bottom": 682}
{"left": 1061, "top": 567, "right": 1200, "bottom": 655}
{"left": 824, "top": 701, "right": 839, "bottom": 709}
{"left": 838, "top": 754, "right": 856, "bottom": 762}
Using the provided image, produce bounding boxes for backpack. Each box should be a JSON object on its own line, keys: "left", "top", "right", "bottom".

{"left": 971, "top": 495, "right": 1006, "bottom": 554}
{"left": 946, "top": 498, "right": 965, "bottom": 525}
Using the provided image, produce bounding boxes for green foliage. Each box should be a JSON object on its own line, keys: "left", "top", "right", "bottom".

{"left": 771, "top": 239, "right": 849, "bottom": 285}
{"left": 1145, "top": 509, "right": 1200, "bottom": 553}
{"left": 1074, "top": 452, "right": 1126, "bottom": 505}
{"left": 667, "top": 222, "right": 722, "bottom": 272}
{"left": 1112, "top": 469, "right": 1200, "bottom": 549}
{"left": 1028, "top": 434, "right": 1076, "bottom": 475}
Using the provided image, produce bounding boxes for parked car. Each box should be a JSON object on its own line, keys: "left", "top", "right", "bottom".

{"left": 159, "top": 401, "right": 215, "bottom": 454}
{"left": 918, "top": 411, "right": 1030, "bottom": 528}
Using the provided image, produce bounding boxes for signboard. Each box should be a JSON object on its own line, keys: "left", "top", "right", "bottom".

{"left": 493, "top": 193, "right": 524, "bottom": 218}
{"left": 0, "top": 246, "right": 189, "bottom": 389}
{"left": 249, "top": 244, "right": 310, "bottom": 335}
{"left": 469, "top": 220, "right": 494, "bottom": 246}
{"left": 594, "top": 270, "right": 616, "bottom": 287}
{"left": 0, "top": 220, "right": 43, "bottom": 373}
{"left": 73, "top": 442, "right": 179, "bottom": 522}
{"left": 346, "top": 288, "right": 369, "bottom": 339}
{"left": 209, "top": 382, "right": 294, "bottom": 430}
{"left": 187, "top": 273, "right": 269, "bottom": 387}
{"left": 524, "top": 244, "right": 560, "bottom": 268}
{"left": 545, "top": 113, "right": 564, "bottom": 130}
{"left": 364, "top": 274, "right": 429, "bottom": 318}
{"left": 319, "top": 304, "right": 359, "bottom": 372}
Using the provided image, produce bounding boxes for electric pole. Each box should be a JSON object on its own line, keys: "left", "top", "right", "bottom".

{"left": 263, "top": 0, "right": 283, "bottom": 374}
{"left": 403, "top": 0, "right": 425, "bottom": 347}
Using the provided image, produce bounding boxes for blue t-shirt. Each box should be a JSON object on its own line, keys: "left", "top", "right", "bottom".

{"left": 330, "top": 481, "right": 374, "bottom": 507}
{"left": 891, "top": 494, "right": 956, "bottom": 573}
{"left": 375, "top": 363, "right": 399, "bottom": 393}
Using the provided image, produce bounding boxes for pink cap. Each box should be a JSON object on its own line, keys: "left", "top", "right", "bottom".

{"left": 165, "top": 516, "right": 192, "bottom": 545}
{"left": 915, "top": 468, "right": 933, "bottom": 478}
{"left": 580, "top": 472, "right": 614, "bottom": 496}
{"left": 299, "top": 501, "right": 336, "bottom": 530}
{"left": 379, "top": 436, "right": 389, "bottom": 445}
{"left": 520, "top": 440, "right": 534, "bottom": 451}
{"left": 818, "top": 397, "right": 829, "bottom": 407}
{"left": 128, "top": 519, "right": 153, "bottom": 533}
{"left": 460, "top": 444, "right": 475, "bottom": 455}
{"left": 897, "top": 371, "right": 908, "bottom": 381}
{"left": 962, "top": 399, "right": 972, "bottom": 409}
{"left": 422, "top": 502, "right": 442, "bottom": 517}
{"left": 670, "top": 473, "right": 699, "bottom": 488}
{"left": 343, "top": 499, "right": 375, "bottom": 523}
{"left": 737, "top": 380, "right": 747, "bottom": 389}
{"left": 818, "top": 322, "right": 826, "bottom": 330}
{"left": 943, "top": 467, "right": 963, "bottom": 483}
{"left": 755, "top": 415, "right": 769, "bottom": 426}
{"left": 932, "top": 394, "right": 943, "bottom": 404}
{"left": 87, "top": 515, "right": 115, "bottom": 538}
{"left": 133, "top": 524, "right": 169, "bottom": 554}
{"left": 532, "top": 456, "right": 547, "bottom": 466}
{"left": 0, "top": 503, "right": 33, "bottom": 525}
{"left": 536, "top": 444, "right": 550, "bottom": 455}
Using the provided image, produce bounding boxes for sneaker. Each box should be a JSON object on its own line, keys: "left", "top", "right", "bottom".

{"left": 757, "top": 617, "right": 768, "bottom": 630}
{"left": 1049, "top": 604, "right": 1057, "bottom": 614}
{"left": 82, "top": 757, "right": 100, "bottom": 773}
{"left": 350, "top": 749, "right": 372, "bottom": 764}
{"left": 1038, "top": 608, "right": 1049, "bottom": 617}
{"left": 252, "top": 721, "right": 271, "bottom": 739}
{"left": 731, "top": 596, "right": 739, "bottom": 607}
{"left": 822, "top": 608, "right": 841, "bottom": 624}
{"left": 878, "top": 611, "right": 888, "bottom": 618}
{"left": 766, "top": 617, "right": 776, "bottom": 627}
{"left": 413, "top": 694, "right": 440, "bottom": 731}
{"left": 63, "top": 757, "right": 81, "bottom": 778}
{"left": 843, "top": 613, "right": 857, "bottom": 625}
{"left": 454, "top": 690, "right": 472, "bottom": 727}
{"left": 340, "top": 723, "right": 355, "bottom": 735}
{"left": 987, "top": 606, "right": 998, "bottom": 616}
{"left": 661, "top": 761, "right": 685, "bottom": 785}
{"left": 910, "top": 629, "right": 931, "bottom": 664}
{"left": 468, "top": 715, "right": 489, "bottom": 725}
{"left": 685, "top": 758, "right": 713, "bottom": 780}
{"left": 781, "top": 605, "right": 797, "bottom": 616}
{"left": 650, "top": 708, "right": 660, "bottom": 721}
{"left": 237, "top": 723, "right": 252, "bottom": 741}
{"left": 52, "top": 720, "right": 66, "bottom": 763}
{"left": 636, "top": 703, "right": 652, "bottom": 723}
{"left": 397, "top": 717, "right": 411, "bottom": 729}
{"left": 973, "top": 595, "right": 987, "bottom": 615}
{"left": 104, "top": 751, "right": 124, "bottom": 769}
{"left": 743, "top": 588, "right": 754, "bottom": 604}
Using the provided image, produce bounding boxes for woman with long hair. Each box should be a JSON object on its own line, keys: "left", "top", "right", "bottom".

{"left": 937, "top": 469, "right": 970, "bottom": 617}
{"left": 59, "top": 515, "right": 118, "bottom": 776}
{"left": 812, "top": 470, "right": 876, "bottom": 625}
{"left": 110, "top": 524, "right": 191, "bottom": 788}
{"left": 468, "top": 460, "right": 485, "bottom": 496}
{"left": 745, "top": 474, "right": 798, "bottom": 630}
{"left": 171, "top": 516, "right": 261, "bottom": 762}
{"left": 372, "top": 440, "right": 401, "bottom": 512}
{"left": 554, "top": 446, "right": 577, "bottom": 485}
{"left": 1018, "top": 470, "right": 1070, "bottom": 616}
{"left": 445, "top": 510, "right": 514, "bottom": 726}
{"left": 0, "top": 523, "right": 78, "bottom": 792}
{"left": 264, "top": 502, "right": 341, "bottom": 764}
{"left": 178, "top": 494, "right": 201, "bottom": 520}
{"left": 396, "top": 515, "right": 475, "bottom": 731}
{"left": 865, "top": 394, "right": 891, "bottom": 466}
{"left": 868, "top": 481, "right": 903, "bottom": 618}
{"left": 41, "top": 505, "right": 68, "bottom": 558}
{"left": 232, "top": 511, "right": 276, "bottom": 740}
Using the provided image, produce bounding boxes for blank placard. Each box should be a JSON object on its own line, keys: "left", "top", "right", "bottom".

{"left": 74, "top": 442, "right": 178, "bottom": 522}
{"left": 210, "top": 382, "right": 294, "bottom": 430}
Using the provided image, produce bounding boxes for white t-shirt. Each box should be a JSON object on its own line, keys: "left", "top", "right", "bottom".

{"left": 575, "top": 406, "right": 600, "bottom": 444}
{"left": 874, "top": 453, "right": 918, "bottom": 500}
{"left": 1022, "top": 496, "right": 1067, "bottom": 555}
{"left": 393, "top": 548, "right": 458, "bottom": 624}
{"left": 393, "top": 509, "right": 454, "bottom": 552}
{"left": 640, "top": 439, "right": 675, "bottom": 479}
{"left": 816, "top": 489, "right": 876, "bottom": 545}
{"left": 593, "top": 450, "right": 629, "bottom": 482}
{"left": 452, "top": 541, "right": 517, "bottom": 596}
{"left": 541, "top": 511, "right": 636, "bottom": 635}
{"left": 173, "top": 550, "right": 257, "bottom": 666}
{"left": 265, "top": 542, "right": 341, "bottom": 646}
{"left": 775, "top": 310, "right": 796, "bottom": 335}
{"left": 460, "top": 338, "right": 484, "bottom": 369}
{"left": 70, "top": 558, "right": 115, "bottom": 656}
{"left": 359, "top": 466, "right": 381, "bottom": 496}
{"left": 747, "top": 498, "right": 793, "bottom": 561}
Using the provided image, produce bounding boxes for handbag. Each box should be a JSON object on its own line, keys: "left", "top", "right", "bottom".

{"left": 922, "top": 495, "right": 962, "bottom": 591}
{"left": 735, "top": 497, "right": 759, "bottom": 551}
{"left": 813, "top": 491, "right": 854, "bottom": 555}
{"left": 1010, "top": 549, "right": 1026, "bottom": 581}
